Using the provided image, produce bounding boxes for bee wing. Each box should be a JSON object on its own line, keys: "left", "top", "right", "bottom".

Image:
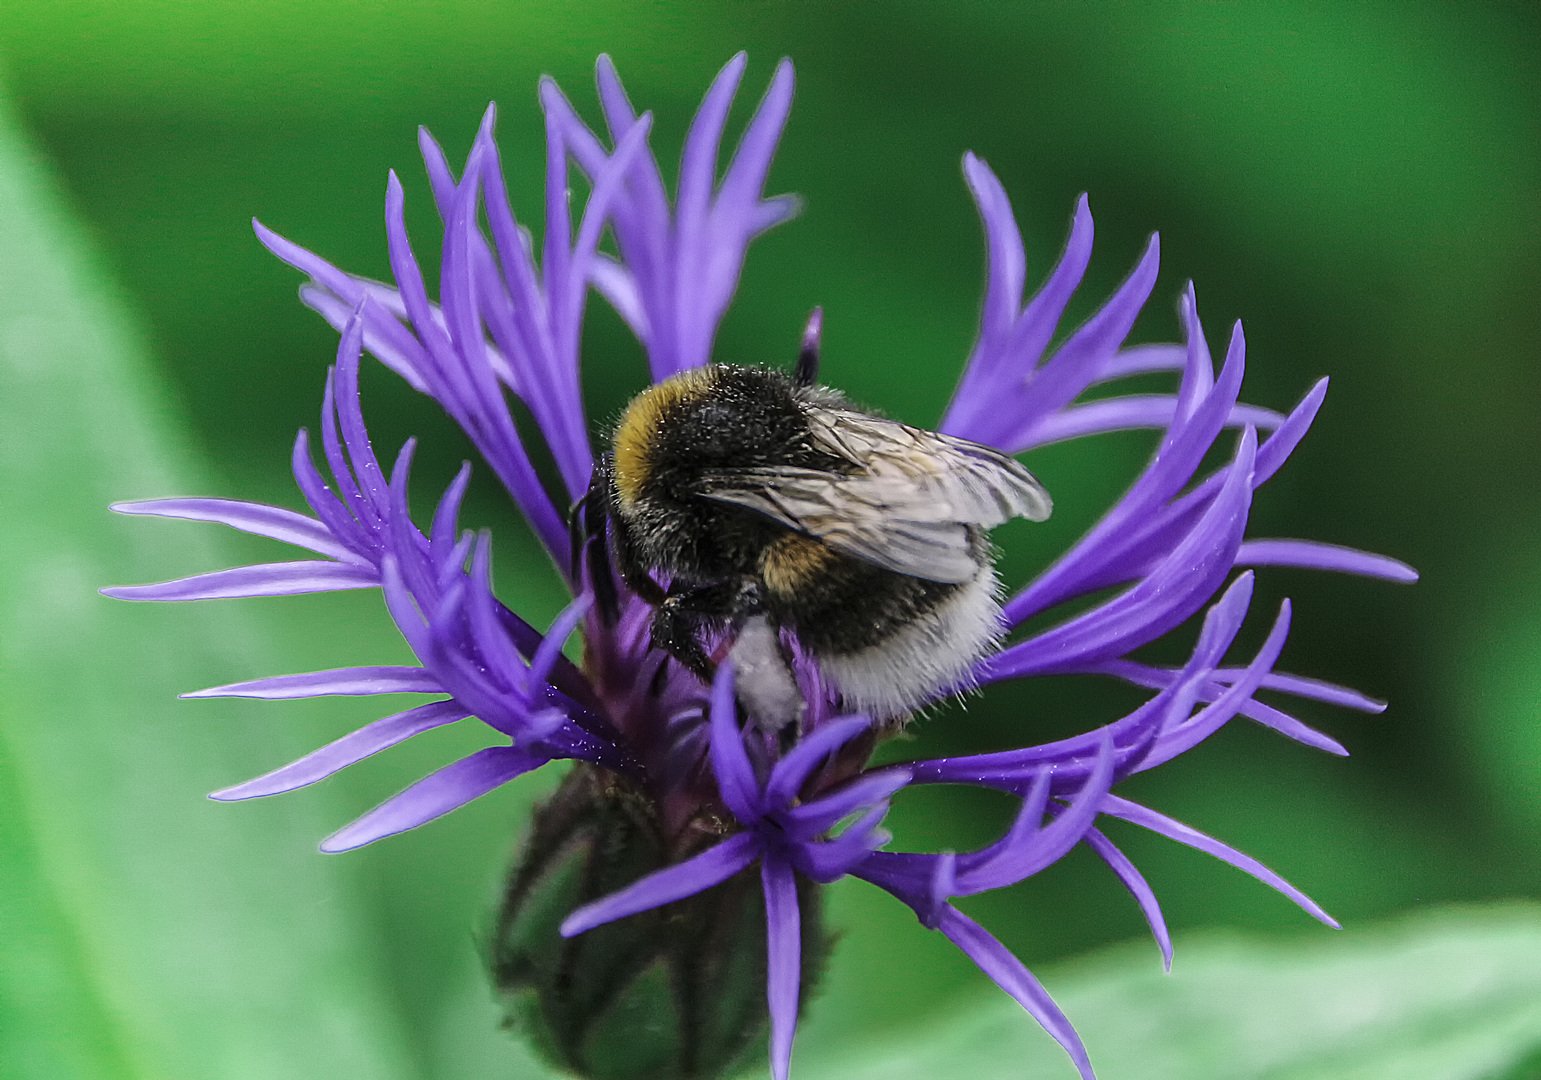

{"left": 807, "top": 409, "right": 1053, "bottom": 526}
{"left": 701, "top": 409, "right": 1051, "bottom": 584}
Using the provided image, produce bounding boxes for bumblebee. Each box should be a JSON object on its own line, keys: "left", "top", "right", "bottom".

{"left": 576, "top": 319, "right": 1051, "bottom": 727}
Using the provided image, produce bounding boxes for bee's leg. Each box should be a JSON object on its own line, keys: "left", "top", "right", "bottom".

{"left": 648, "top": 579, "right": 742, "bottom": 682}
{"left": 573, "top": 454, "right": 664, "bottom": 624}
{"left": 793, "top": 306, "right": 823, "bottom": 387}
{"left": 566, "top": 479, "right": 593, "bottom": 581}
{"left": 570, "top": 464, "right": 621, "bottom": 624}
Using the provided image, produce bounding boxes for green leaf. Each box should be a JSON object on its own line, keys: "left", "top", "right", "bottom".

{"left": 0, "top": 92, "right": 425, "bottom": 1079}
{"left": 813, "top": 904, "right": 1541, "bottom": 1080}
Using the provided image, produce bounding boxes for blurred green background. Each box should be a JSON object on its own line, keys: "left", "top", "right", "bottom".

{"left": 3, "top": 2, "right": 1539, "bottom": 1078}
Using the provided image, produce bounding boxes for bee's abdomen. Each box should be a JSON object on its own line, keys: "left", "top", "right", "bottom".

{"left": 763, "top": 539, "right": 1004, "bottom": 719}
{"left": 814, "top": 566, "right": 1004, "bottom": 719}
{"left": 764, "top": 548, "right": 963, "bottom": 654}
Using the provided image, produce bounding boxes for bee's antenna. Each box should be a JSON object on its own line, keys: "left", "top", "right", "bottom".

{"left": 794, "top": 306, "right": 822, "bottom": 386}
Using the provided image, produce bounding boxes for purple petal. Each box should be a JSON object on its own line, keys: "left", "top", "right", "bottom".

{"left": 102, "top": 560, "right": 377, "bottom": 602}
{"left": 925, "top": 852, "right": 959, "bottom": 930}
{"left": 529, "top": 593, "right": 594, "bottom": 691}
{"left": 379, "top": 441, "right": 438, "bottom": 606}
{"left": 962, "top": 154, "right": 1025, "bottom": 353}
{"left": 541, "top": 73, "right": 611, "bottom": 177}
{"left": 918, "top": 573, "right": 1257, "bottom": 788}
{"left": 440, "top": 156, "right": 533, "bottom": 456}
{"left": 1101, "top": 794, "right": 1338, "bottom": 928}
{"left": 416, "top": 122, "right": 459, "bottom": 215}
{"left": 332, "top": 313, "right": 391, "bottom": 515}
{"left": 1006, "top": 193, "right": 1096, "bottom": 379}
{"left": 752, "top": 850, "right": 801, "bottom": 1078}
{"left": 254, "top": 220, "right": 433, "bottom": 394}
{"left": 950, "top": 771, "right": 1050, "bottom": 891}
{"left": 717, "top": 58, "right": 795, "bottom": 216}
{"left": 1133, "top": 379, "right": 1326, "bottom": 572}
{"left": 943, "top": 194, "right": 1096, "bottom": 441}
{"left": 956, "top": 732, "right": 1113, "bottom": 892}
{"left": 546, "top": 115, "right": 655, "bottom": 494}
{"left": 1223, "top": 670, "right": 1386, "bottom": 714}
{"left": 708, "top": 662, "right": 762, "bottom": 824}
{"left": 1234, "top": 700, "right": 1350, "bottom": 755}
{"left": 1100, "top": 344, "right": 1187, "bottom": 381}
{"left": 765, "top": 715, "right": 871, "bottom": 810}
{"left": 467, "top": 537, "right": 531, "bottom": 690}
{"left": 379, "top": 554, "right": 434, "bottom": 667}
{"left": 590, "top": 59, "right": 675, "bottom": 371}
{"left": 1021, "top": 730, "right": 1117, "bottom": 872}
{"left": 589, "top": 254, "right": 648, "bottom": 337}
{"left": 1139, "top": 600, "right": 1292, "bottom": 772}
{"left": 581, "top": 56, "right": 796, "bottom": 379}
{"left": 1006, "top": 313, "right": 1251, "bottom": 621}
{"left": 477, "top": 108, "right": 560, "bottom": 390}
{"left": 1020, "top": 395, "right": 1282, "bottom": 448}
{"left": 1083, "top": 827, "right": 1171, "bottom": 971}
{"left": 1007, "top": 231, "right": 1162, "bottom": 440}
{"left": 762, "top": 853, "right": 801, "bottom": 1080}
{"left": 319, "top": 368, "right": 373, "bottom": 532}
{"left": 210, "top": 700, "right": 469, "bottom": 800}
{"left": 109, "top": 498, "right": 356, "bottom": 561}
{"left": 748, "top": 194, "right": 801, "bottom": 234}
{"left": 994, "top": 428, "right": 1257, "bottom": 676}
{"left": 290, "top": 428, "right": 374, "bottom": 562}
{"left": 381, "top": 170, "right": 567, "bottom": 565}
{"left": 1171, "top": 284, "right": 1215, "bottom": 426}
{"left": 430, "top": 464, "right": 472, "bottom": 554}
{"left": 595, "top": 57, "right": 668, "bottom": 213}
{"left": 676, "top": 54, "right": 747, "bottom": 272}
{"left": 676, "top": 55, "right": 754, "bottom": 370}
{"left": 781, "top": 767, "right": 910, "bottom": 835}
{"left": 1254, "top": 378, "right": 1328, "bottom": 485}
{"left": 319, "top": 744, "right": 541, "bottom": 852}
{"left": 936, "top": 906, "right": 1095, "bottom": 1080}
{"left": 909, "top": 687, "right": 1155, "bottom": 789}
{"left": 793, "top": 802, "right": 894, "bottom": 882}
{"left": 1095, "top": 660, "right": 1350, "bottom": 758}
{"left": 184, "top": 665, "right": 442, "bottom": 700}
{"left": 560, "top": 832, "right": 760, "bottom": 937}
{"left": 1237, "top": 539, "right": 1419, "bottom": 583}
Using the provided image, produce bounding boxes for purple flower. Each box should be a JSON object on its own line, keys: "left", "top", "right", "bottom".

{"left": 107, "top": 54, "right": 1414, "bottom": 1080}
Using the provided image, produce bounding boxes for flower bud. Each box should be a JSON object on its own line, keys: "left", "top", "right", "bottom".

{"left": 493, "top": 764, "right": 828, "bottom": 1079}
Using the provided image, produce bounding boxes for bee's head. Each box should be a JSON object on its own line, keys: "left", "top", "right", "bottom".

{"left": 610, "top": 367, "right": 720, "bottom": 513}
{"left": 610, "top": 365, "right": 806, "bottom": 514}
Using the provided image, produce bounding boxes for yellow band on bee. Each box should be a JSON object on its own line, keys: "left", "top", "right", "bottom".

{"left": 612, "top": 367, "right": 718, "bottom": 508}
{"left": 760, "top": 532, "right": 835, "bottom": 597}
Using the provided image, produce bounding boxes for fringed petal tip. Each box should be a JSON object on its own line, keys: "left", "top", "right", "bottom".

{"left": 180, "top": 666, "right": 442, "bottom": 701}
{"left": 317, "top": 831, "right": 368, "bottom": 855}
{"left": 99, "top": 562, "right": 378, "bottom": 603}
{"left": 1238, "top": 539, "right": 1419, "bottom": 584}
{"left": 208, "top": 785, "right": 257, "bottom": 803}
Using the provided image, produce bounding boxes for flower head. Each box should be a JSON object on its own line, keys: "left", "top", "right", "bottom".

{"left": 107, "top": 54, "right": 1414, "bottom": 1079}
